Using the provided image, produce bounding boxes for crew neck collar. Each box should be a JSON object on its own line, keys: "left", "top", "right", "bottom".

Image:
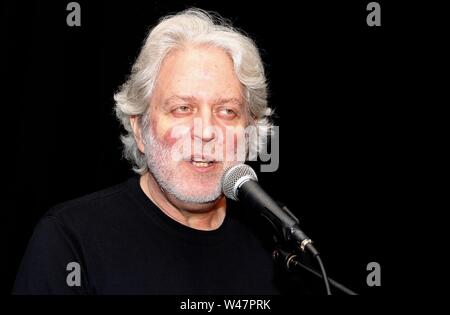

{"left": 127, "top": 176, "right": 231, "bottom": 245}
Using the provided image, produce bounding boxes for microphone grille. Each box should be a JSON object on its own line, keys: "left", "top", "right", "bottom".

{"left": 221, "top": 164, "right": 258, "bottom": 201}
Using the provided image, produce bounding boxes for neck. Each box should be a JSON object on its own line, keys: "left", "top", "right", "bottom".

{"left": 139, "top": 172, "right": 226, "bottom": 231}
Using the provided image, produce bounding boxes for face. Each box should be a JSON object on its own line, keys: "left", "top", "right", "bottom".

{"left": 142, "top": 45, "right": 248, "bottom": 204}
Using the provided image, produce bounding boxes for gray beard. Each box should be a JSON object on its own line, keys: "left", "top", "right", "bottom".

{"left": 143, "top": 127, "right": 223, "bottom": 204}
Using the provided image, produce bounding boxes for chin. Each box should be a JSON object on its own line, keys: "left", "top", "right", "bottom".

{"left": 171, "top": 180, "right": 221, "bottom": 203}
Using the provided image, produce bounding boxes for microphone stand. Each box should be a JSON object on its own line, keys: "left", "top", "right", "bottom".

{"left": 273, "top": 246, "right": 358, "bottom": 295}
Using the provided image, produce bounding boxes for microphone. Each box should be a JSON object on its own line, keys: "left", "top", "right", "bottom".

{"left": 221, "top": 164, "right": 317, "bottom": 255}
{"left": 222, "top": 164, "right": 337, "bottom": 295}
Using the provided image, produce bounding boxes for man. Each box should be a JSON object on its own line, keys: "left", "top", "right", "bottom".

{"left": 13, "top": 8, "right": 284, "bottom": 294}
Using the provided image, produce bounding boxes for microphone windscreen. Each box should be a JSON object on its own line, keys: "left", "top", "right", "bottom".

{"left": 221, "top": 164, "right": 258, "bottom": 201}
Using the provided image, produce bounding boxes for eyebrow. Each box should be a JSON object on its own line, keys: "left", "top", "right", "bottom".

{"left": 164, "top": 95, "right": 196, "bottom": 105}
{"left": 164, "top": 95, "right": 243, "bottom": 107}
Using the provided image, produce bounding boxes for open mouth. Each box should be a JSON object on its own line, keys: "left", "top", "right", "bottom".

{"left": 186, "top": 155, "right": 217, "bottom": 169}
{"left": 190, "top": 161, "right": 213, "bottom": 168}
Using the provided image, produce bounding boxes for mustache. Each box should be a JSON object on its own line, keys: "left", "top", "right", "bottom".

{"left": 144, "top": 128, "right": 246, "bottom": 163}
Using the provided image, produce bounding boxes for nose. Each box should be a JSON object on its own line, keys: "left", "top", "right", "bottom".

{"left": 192, "top": 110, "right": 216, "bottom": 143}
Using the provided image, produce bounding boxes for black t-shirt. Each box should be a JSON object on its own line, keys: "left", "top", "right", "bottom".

{"left": 13, "top": 176, "right": 288, "bottom": 295}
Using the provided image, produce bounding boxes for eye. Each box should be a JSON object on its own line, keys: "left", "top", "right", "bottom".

{"left": 217, "top": 107, "right": 238, "bottom": 120}
{"left": 223, "top": 109, "right": 235, "bottom": 115}
{"left": 172, "top": 105, "right": 192, "bottom": 115}
{"left": 176, "top": 106, "right": 190, "bottom": 112}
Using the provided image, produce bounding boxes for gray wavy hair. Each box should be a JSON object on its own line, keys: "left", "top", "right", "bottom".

{"left": 114, "top": 8, "right": 273, "bottom": 174}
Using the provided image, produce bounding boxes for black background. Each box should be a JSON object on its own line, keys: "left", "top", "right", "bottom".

{"left": 3, "top": 0, "right": 409, "bottom": 296}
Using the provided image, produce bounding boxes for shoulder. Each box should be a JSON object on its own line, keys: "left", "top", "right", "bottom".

{"left": 44, "top": 177, "right": 140, "bottom": 232}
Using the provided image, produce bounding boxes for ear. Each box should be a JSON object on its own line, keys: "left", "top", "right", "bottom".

{"left": 130, "top": 115, "right": 146, "bottom": 153}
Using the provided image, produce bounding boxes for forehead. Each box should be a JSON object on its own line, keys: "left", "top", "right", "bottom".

{"left": 153, "top": 45, "right": 244, "bottom": 102}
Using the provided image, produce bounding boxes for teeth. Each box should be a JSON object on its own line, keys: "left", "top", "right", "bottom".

{"left": 191, "top": 161, "right": 211, "bottom": 167}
